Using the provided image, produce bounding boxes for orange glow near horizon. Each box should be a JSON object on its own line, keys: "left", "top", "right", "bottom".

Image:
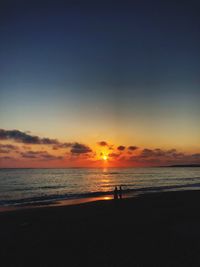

{"left": 0, "top": 131, "right": 200, "bottom": 168}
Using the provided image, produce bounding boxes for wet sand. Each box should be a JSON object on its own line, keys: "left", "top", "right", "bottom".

{"left": 1, "top": 190, "right": 200, "bottom": 266}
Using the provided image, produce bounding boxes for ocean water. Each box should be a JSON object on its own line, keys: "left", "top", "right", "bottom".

{"left": 0, "top": 167, "right": 200, "bottom": 206}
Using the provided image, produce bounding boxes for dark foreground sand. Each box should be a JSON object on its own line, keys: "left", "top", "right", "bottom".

{"left": 1, "top": 190, "right": 200, "bottom": 267}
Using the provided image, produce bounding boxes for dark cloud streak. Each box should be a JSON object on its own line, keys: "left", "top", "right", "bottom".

{"left": 117, "top": 145, "right": 126, "bottom": 151}
{"left": 97, "top": 141, "right": 108, "bottom": 147}
{"left": 70, "top": 143, "right": 92, "bottom": 154}
{"left": 0, "top": 129, "right": 59, "bottom": 145}
{"left": 128, "top": 146, "right": 138, "bottom": 151}
{"left": 21, "top": 150, "right": 63, "bottom": 160}
{"left": 0, "top": 144, "right": 18, "bottom": 153}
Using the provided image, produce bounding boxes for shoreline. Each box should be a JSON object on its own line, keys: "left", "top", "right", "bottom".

{"left": 0, "top": 191, "right": 139, "bottom": 213}
{"left": 1, "top": 187, "right": 200, "bottom": 213}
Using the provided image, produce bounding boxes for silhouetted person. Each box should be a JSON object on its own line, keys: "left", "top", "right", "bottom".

{"left": 119, "top": 186, "right": 122, "bottom": 199}
{"left": 114, "top": 186, "right": 118, "bottom": 200}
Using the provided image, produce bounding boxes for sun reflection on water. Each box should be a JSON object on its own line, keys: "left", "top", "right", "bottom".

{"left": 103, "top": 196, "right": 112, "bottom": 200}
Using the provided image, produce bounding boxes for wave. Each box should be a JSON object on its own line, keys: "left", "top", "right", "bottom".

{"left": 6, "top": 185, "right": 67, "bottom": 192}
{"left": 102, "top": 172, "right": 120, "bottom": 175}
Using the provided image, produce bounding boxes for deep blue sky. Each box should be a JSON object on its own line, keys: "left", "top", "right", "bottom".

{"left": 0, "top": 0, "right": 200, "bottom": 150}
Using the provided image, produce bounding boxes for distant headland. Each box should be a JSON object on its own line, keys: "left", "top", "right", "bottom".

{"left": 166, "top": 164, "right": 200, "bottom": 168}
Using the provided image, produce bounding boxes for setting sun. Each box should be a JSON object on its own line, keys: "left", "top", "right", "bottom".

{"left": 102, "top": 155, "right": 108, "bottom": 161}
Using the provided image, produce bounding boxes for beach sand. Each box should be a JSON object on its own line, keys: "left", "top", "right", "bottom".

{"left": 1, "top": 190, "right": 200, "bottom": 266}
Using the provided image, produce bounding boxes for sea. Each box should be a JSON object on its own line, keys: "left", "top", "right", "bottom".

{"left": 0, "top": 167, "right": 200, "bottom": 207}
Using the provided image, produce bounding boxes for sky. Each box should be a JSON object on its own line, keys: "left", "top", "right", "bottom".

{"left": 0, "top": 0, "right": 200, "bottom": 167}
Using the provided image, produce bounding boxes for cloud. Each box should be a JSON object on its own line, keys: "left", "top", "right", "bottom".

{"left": 0, "top": 129, "right": 92, "bottom": 157}
{"left": 127, "top": 147, "right": 200, "bottom": 166}
{"left": 1, "top": 128, "right": 199, "bottom": 166}
{"left": 138, "top": 148, "right": 181, "bottom": 159}
{"left": 0, "top": 144, "right": 17, "bottom": 149}
{"left": 41, "top": 153, "right": 63, "bottom": 160}
{"left": 52, "top": 143, "right": 72, "bottom": 150}
{"left": 0, "top": 156, "right": 13, "bottom": 160}
{"left": 191, "top": 153, "right": 200, "bottom": 159}
{"left": 21, "top": 151, "right": 43, "bottom": 158}
{"left": 139, "top": 148, "right": 155, "bottom": 158}
{"left": 108, "top": 152, "right": 120, "bottom": 158}
{"left": 21, "top": 151, "right": 63, "bottom": 160}
{"left": 97, "top": 141, "right": 108, "bottom": 147}
{"left": 0, "top": 144, "right": 18, "bottom": 153}
{"left": 128, "top": 146, "right": 138, "bottom": 151}
{"left": 70, "top": 143, "right": 92, "bottom": 154}
{"left": 0, "top": 129, "right": 59, "bottom": 145}
{"left": 117, "top": 145, "right": 126, "bottom": 151}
